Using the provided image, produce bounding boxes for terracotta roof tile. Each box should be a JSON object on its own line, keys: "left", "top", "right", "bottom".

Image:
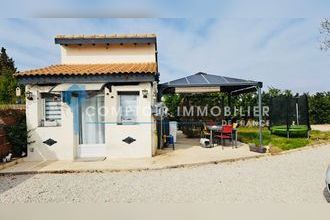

{"left": 16, "top": 63, "right": 157, "bottom": 77}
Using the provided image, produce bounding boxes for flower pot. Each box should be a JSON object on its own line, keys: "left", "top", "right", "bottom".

{"left": 249, "top": 143, "right": 266, "bottom": 153}
{"left": 249, "top": 143, "right": 258, "bottom": 151}
{"left": 257, "top": 147, "right": 267, "bottom": 153}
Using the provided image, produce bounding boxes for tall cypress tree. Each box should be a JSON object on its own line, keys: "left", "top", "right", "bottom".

{"left": 0, "top": 47, "right": 19, "bottom": 104}
{"left": 0, "top": 47, "right": 16, "bottom": 74}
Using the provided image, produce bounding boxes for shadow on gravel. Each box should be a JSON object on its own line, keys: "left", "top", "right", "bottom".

{"left": 0, "top": 174, "right": 34, "bottom": 195}
{"left": 323, "top": 188, "right": 330, "bottom": 203}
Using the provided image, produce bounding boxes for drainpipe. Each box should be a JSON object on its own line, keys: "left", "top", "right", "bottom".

{"left": 257, "top": 84, "right": 263, "bottom": 147}
{"left": 160, "top": 108, "right": 163, "bottom": 149}
{"left": 157, "top": 87, "right": 163, "bottom": 149}
{"left": 154, "top": 38, "right": 159, "bottom": 83}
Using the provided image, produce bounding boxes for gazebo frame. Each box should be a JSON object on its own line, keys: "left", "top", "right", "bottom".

{"left": 158, "top": 72, "right": 263, "bottom": 148}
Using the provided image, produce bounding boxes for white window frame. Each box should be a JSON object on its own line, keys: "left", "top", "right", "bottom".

{"left": 40, "top": 92, "right": 62, "bottom": 127}
{"left": 118, "top": 91, "right": 139, "bottom": 125}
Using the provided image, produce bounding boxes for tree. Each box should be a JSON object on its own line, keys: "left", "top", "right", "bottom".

{"left": 0, "top": 68, "right": 18, "bottom": 104}
{"left": 0, "top": 47, "right": 16, "bottom": 74}
{"left": 0, "top": 47, "right": 20, "bottom": 104}
{"left": 283, "top": 89, "right": 293, "bottom": 97}
{"left": 320, "top": 18, "right": 330, "bottom": 51}
{"left": 309, "top": 92, "right": 330, "bottom": 124}
{"left": 163, "top": 94, "right": 182, "bottom": 120}
{"left": 268, "top": 87, "right": 282, "bottom": 97}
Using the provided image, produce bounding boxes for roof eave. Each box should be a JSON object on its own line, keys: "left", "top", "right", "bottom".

{"left": 16, "top": 73, "right": 157, "bottom": 85}
{"left": 15, "top": 71, "right": 156, "bottom": 78}
{"left": 55, "top": 37, "right": 157, "bottom": 45}
{"left": 160, "top": 82, "right": 260, "bottom": 88}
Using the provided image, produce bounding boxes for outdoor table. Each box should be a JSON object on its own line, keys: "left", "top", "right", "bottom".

{"left": 206, "top": 125, "right": 222, "bottom": 147}
{"left": 206, "top": 125, "right": 238, "bottom": 147}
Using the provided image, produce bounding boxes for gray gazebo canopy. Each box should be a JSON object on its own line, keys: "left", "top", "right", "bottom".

{"left": 159, "top": 72, "right": 262, "bottom": 95}
{"left": 158, "top": 72, "right": 264, "bottom": 147}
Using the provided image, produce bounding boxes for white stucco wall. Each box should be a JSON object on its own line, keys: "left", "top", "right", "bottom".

{"left": 60, "top": 44, "right": 156, "bottom": 64}
{"left": 25, "top": 82, "right": 157, "bottom": 161}
{"left": 25, "top": 85, "right": 76, "bottom": 161}
{"left": 104, "top": 82, "right": 156, "bottom": 159}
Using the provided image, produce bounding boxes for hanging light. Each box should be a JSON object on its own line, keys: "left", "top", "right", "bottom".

{"left": 142, "top": 89, "right": 148, "bottom": 98}
{"left": 25, "top": 91, "right": 33, "bottom": 100}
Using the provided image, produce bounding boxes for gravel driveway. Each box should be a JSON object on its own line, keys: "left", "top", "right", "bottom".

{"left": 1, "top": 144, "right": 330, "bottom": 203}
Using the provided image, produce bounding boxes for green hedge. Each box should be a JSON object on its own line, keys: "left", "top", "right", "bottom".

{"left": 0, "top": 109, "right": 30, "bottom": 157}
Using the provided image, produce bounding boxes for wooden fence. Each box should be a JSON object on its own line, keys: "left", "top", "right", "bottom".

{"left": 0, "top": 127, "right": 11, "bottom": 159}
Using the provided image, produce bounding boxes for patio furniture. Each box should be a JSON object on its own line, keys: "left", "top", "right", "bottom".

{"left": 201, "top": 123, "right": 211, "bottom": 138}
{"left": 206, "top": 120, "right": 216, "bottom": 126}
{"left": 159, "top": 72, "right": 265, "bottom": 150}
{"left": 207, "top": 125, "right": 222, "bottom": 147}
{"left": 200, "top": 138, "right": 211, "bottom": 148}
{"left": 216, "top": 125, "right": 234, "bottom": 150}
{"left": 165, "top": 135, "right": 175, "bottom": 150}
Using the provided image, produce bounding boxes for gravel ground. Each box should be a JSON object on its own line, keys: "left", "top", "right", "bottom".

{"left": 311, "top": 124, "right": 330, "bottom": 132}
{"left": 1, "top": 145, "right": 330, "bottom": 203}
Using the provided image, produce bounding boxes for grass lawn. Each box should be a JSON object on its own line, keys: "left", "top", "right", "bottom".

{"left": 238, "top": 127, "right": 330, "bottom": 152}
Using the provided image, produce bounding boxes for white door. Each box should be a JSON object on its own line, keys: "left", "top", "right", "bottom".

{"left": 78, "top": 93, "right": 106, "bottom": 158}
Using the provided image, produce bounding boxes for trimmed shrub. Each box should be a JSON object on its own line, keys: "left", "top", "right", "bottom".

{"left": 0, "top": 109, "right": 30, "bottom": 157}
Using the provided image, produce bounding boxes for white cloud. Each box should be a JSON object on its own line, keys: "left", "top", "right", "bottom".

{"left": 0, "top": 18, "right": 329, "bottom": 94}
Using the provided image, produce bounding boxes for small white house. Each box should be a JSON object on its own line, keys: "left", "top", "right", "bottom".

{"left": 16, "top": 34, "right": 159, "bottom": 161}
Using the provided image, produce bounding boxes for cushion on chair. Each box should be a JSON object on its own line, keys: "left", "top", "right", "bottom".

{"left": 216, "top": 135, "right": 231, "bottom": 139}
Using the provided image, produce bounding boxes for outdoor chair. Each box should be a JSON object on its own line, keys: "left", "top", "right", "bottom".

{"left": 201, "top": 123, "right": 211, "bottom": 138}
{"left": 216, "top": 125, "right": 234, "bottom": 150}
{"left": 206, "top": 120, "right": 216, "bottom": 126}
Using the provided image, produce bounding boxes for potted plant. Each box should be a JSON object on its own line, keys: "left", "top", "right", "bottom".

{"left": 249, "top": 143, "right": 267, "bottom": 153}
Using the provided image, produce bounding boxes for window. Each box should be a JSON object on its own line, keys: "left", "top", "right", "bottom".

{"left": 118, "top": 92, "right": 139, "bottom": 124}
{"left": 40, "top": 93, "right": 62, "bottom": 127}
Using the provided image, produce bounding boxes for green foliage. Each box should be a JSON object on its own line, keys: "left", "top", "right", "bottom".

{"left": 238, "top": 127, "right": 271, "bottom": 146}
{"left": 267, "top": 87, "right": 282, "bottom": 97}
{"left": 2, "top": 110, "right": 31, "bottom": 157}
{"left": 310, "top": 130, "right": 330, "bottom": 142}
{"left": 238, "top": 127, "right": 330, "bottom": 151}
{"left": 0, "top": 68, "right": 19, "bottom": 104}
{"left": 163, "top": 87, "right": 293, "bottom": 121}
{"left": 283, "top": 89, "right": 293, "bottom": 97}
{"left": 309, "top": 92, "right": 330, "bottom": 124}
{"left": 0, "top": 47, "right": 16, "bottom": 73}
{"left": 0, "top": 47, "right": 22, "bottom": 104}
{"left": 163, "top": 94, "right": 182, "bottom": 120}
{"left": 163, "top": 87, "right": 330, "bottom": 125}
{"left": 234, "top": 93, "right": 257, "bottom": 118}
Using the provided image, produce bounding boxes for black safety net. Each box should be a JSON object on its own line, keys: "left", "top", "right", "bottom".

{"left": 269, "top": 94, "right": 310, "bottom": 137}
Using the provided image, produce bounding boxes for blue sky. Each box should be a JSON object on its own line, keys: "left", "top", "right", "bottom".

{"left": 0, "top": 1, "right": 330, "bottom": 93}
{"left": 3, "top": 0, "right": 330, "bottom": 18}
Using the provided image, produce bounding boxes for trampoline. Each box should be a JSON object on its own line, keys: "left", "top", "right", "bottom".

{"left": 269, "top": 94, "right": 310, "bottom": 138}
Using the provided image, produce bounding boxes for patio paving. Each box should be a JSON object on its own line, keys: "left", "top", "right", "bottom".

{"left": 0, "top": 131, "right": 263, "bottom": 174}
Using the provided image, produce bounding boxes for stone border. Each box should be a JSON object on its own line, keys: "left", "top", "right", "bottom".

{"left": 0, "top": 158, "right": 23, "bottom": 171}
{"left": 0, "top": 142, "right": 329, "bottom": 176}
{"left": 0, "top": 153, "right": 271, "bottom": 176}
